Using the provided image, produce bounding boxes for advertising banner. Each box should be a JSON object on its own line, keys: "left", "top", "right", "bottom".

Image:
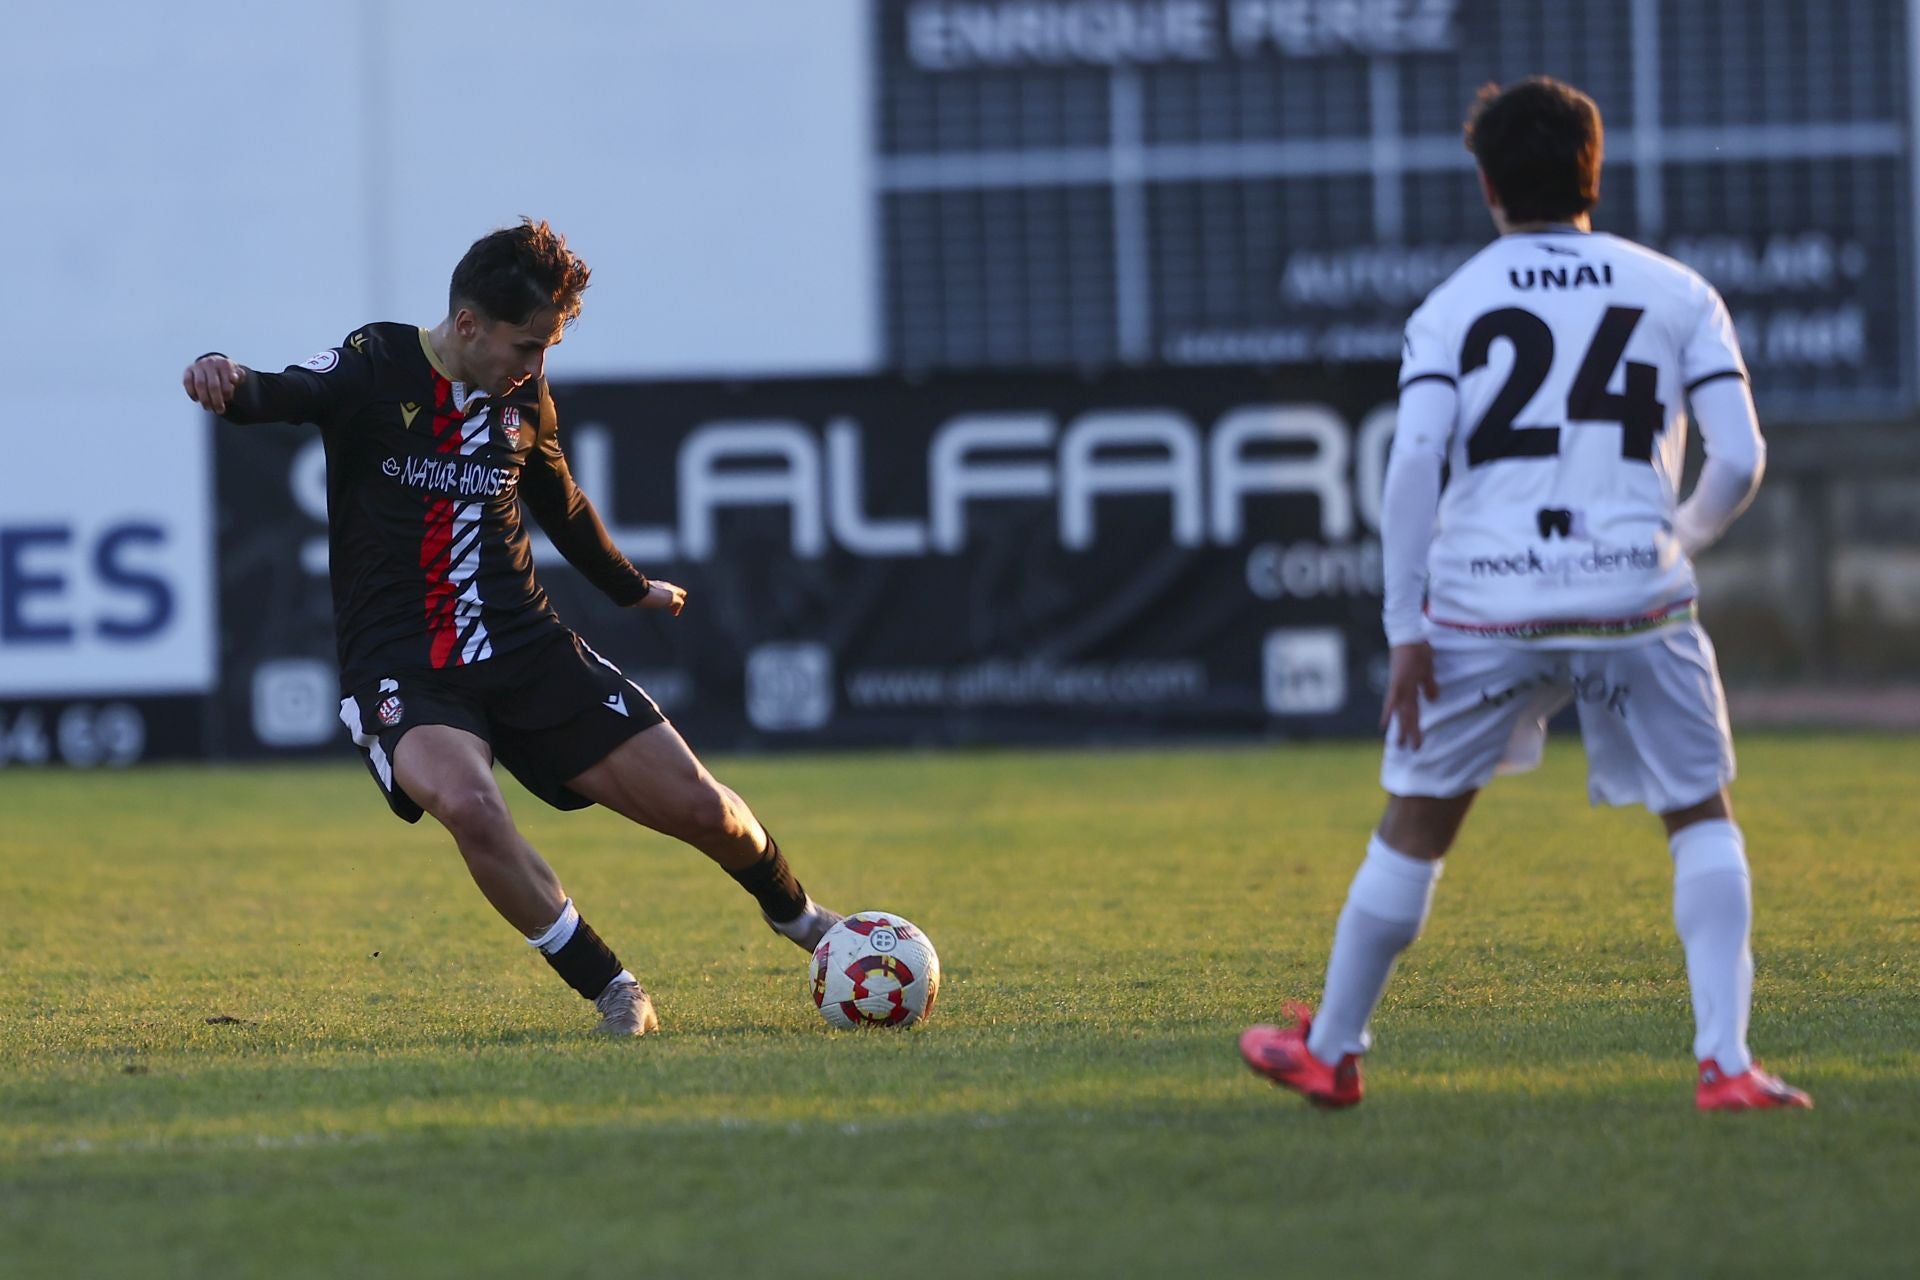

{"left": 213, "top": 365, "right": 1397, "bottom": 754}
{"left": 0, "top": 695, "right": 208, "bottom": 769}
{"left": 0, "top": 400, "right": 217, "bottom": 765}
{"left": 876, "top": 0, "right": 1915, "bottom": 419}
{"left": 1, "top": 403, "right": 215, "bottom": 700}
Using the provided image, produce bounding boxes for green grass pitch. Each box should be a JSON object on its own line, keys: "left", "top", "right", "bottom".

{"left": 3, "top": 734, "right": 1916, "bottom": 1277}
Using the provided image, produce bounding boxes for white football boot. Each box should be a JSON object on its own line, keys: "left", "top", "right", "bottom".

{"left": 765, "top": 898, "right": 844, "bottom": 952}
{"left": 592, "top": 978, "right": 659, "bottom": 1037}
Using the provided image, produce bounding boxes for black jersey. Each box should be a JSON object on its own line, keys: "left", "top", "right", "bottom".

{"left": 218, "top": 322, "right": 650, "bottom": 690}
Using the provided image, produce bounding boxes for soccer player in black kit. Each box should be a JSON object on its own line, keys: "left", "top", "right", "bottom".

{"left": 182, "top": 219, "right": 840, "bottom": 1036}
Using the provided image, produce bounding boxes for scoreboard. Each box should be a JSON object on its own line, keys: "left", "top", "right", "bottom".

{"left": 876, "top": 0, "right": 1916, "bottom": 419}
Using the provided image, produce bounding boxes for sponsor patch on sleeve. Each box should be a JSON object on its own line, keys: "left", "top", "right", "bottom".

{"left": 300, "top": 349, "right": 341, "bottom": 373}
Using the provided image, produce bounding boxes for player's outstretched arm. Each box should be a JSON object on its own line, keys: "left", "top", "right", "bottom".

{"left": 520, "top": 391, "right": 662, "bottom": 610}
{"left": 182, "top": 354, "right": 246, "bottom": 414}
{"left": 182, "top": 343, "right": 364, "bottom": 426}
{"left": 637, "top": 581, "right": 687, "bottom": 616}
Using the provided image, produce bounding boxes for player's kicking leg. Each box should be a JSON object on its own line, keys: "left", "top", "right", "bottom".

{"left": 394, "top": 725, "right": 657, "bottom": 1036}
{"left": 565, "top": 722, "right": 843, "bottom": 950}
{"left": 1240, "top": 792, "right": 1468, "bottom": 1108}
{"left": 1662, "top": 792, "right": 1811, "bottom": 1111}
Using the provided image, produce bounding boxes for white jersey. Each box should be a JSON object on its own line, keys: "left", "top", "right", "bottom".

{"left": 1398, "top": 230, "right": 1749, "bottom": 644}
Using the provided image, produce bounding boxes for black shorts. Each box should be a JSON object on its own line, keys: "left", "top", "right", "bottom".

{"left": 337, "top": 628, "right": 666, "bottom": 823}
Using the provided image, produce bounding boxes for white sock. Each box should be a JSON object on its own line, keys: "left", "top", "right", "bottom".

{"left": 598, "top": 970, "right": 638, "bottom": 999}
{"left": 1670, "top": 819, "right": 1754, "bottom": 1075}
{"left": 768, "top": 896, "right": 820, "bottom": 942}
{"left": 526, "top": 898, "right": 580, "bottom": 954}
{"left": 1305, "top": 835, "right": 1443, "bottom": 1065}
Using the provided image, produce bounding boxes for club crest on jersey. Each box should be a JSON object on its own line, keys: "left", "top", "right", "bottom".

{"left": 300, "top": 349, "right": 341, "bottom": 373}
{"left": 500, "top": 406, "right": 521, "bottom": 447}
{"left": 376, "top": 694, "right": 404, "bottom": 727}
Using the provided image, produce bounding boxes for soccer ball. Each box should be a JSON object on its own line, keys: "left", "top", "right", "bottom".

{"left": 808, "top": 911, "right": 940, "bottom": 1029}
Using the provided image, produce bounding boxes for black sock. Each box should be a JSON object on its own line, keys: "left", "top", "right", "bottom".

{"left": 543, "top": 917, "right": 625, "bottom": 1000}
{"left": 727, "top": 837, "right": 808, "bottom": 923}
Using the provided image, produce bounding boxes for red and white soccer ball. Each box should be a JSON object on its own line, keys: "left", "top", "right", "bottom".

{"left": 808, "top": 911, "right": 940, "bottom": 1030}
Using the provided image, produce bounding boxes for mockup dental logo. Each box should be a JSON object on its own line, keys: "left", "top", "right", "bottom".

{"left": 1536, "top": 506, "right": 1588, "bottom": 539}
{"left": 1471, "top": 543, "right": 1658, "bottom": 580}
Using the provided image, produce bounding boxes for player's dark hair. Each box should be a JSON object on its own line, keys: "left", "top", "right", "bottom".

{"left": 449, "top": 217, "right": 592, "bottom": 327}
{"left": 1463, "top": 77, "right": 1603, "bottom": 224}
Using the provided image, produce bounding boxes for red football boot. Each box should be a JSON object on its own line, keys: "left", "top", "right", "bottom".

{"left": 1239, "top": 1002, "right": 1363, "bottom": 1108}
{"left": 1696, "top": 1059, "right": 1813, "bottom": 1111}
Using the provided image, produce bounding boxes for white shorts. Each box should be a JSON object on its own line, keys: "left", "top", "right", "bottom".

{"left": 1380, "top": 622, "right": 1735, "bottom": 814}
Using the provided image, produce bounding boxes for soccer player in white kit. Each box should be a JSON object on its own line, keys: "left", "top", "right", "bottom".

{"left": 1239, "top": 77, "right": 1811, "bottom": 1112}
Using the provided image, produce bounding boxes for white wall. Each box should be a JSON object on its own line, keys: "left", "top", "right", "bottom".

{"left": 367, "top": 1, "right": 876, "bottom": 377}
{"left": 0, "top": 0, "right": 873, "bottom": 697}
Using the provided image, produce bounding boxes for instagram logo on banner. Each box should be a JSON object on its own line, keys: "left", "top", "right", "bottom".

{"left": 252, "top": 658, "right": 337, "bottom": 747}
{"left": 745, "top": 642, "right": 835, "bottom": 732}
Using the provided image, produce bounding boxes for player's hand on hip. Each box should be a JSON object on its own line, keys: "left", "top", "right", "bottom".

{"left": 1381, "top": 641, "right": 1439, "bottom": 750}
{"left": 640, "top": 581, "right": 687, "bottom": 616}
{"left": 182, "top": 355, "right": 245, "bottom": 414}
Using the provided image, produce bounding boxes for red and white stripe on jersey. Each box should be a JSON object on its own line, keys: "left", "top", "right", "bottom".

{"left": 1428, "top": 596, "right": 1697, "bottom": 642}
{"left": 421, "top": 376, "right": 495, "bottom": 667}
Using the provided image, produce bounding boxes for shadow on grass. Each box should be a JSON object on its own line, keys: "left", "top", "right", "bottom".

{"left": 3, "top": 1079, "right": 1916, "bottom": 1280}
